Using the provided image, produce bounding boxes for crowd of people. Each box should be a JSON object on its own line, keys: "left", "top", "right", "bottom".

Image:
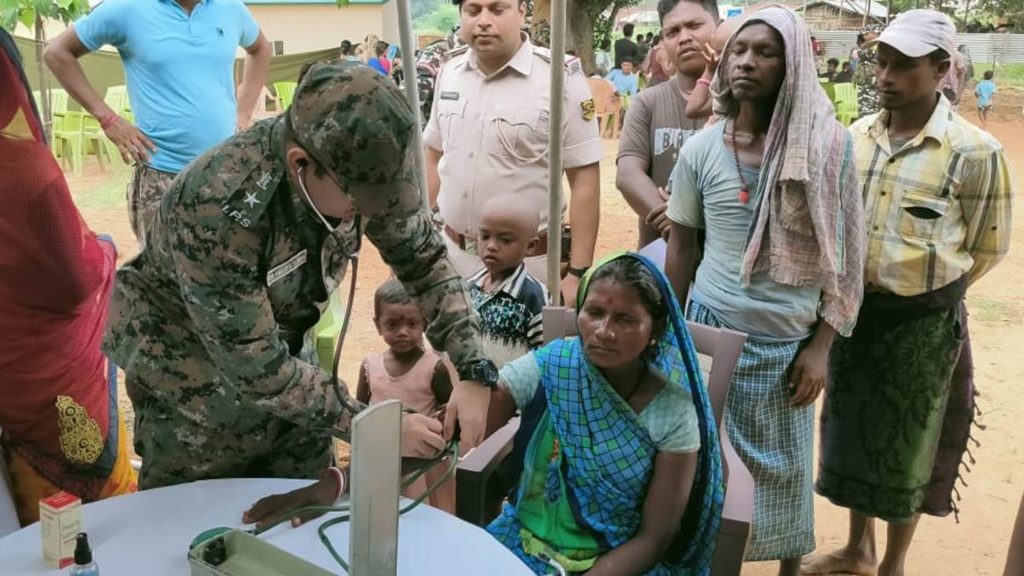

{"left": 0, "top": 0, "right": 1019, "bottom": 574}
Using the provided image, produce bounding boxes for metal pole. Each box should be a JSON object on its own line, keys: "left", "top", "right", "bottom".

{"left": 862, "top": 0, "right": 871, "bottom": 28}
{"left": 547, "top": 0, "right": 566, "bottom": 298}
{"left": 396, "top": 0, "right": 429, "bottom": 209}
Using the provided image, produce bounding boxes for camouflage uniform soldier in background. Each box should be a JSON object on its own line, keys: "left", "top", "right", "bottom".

{"left": 853, "top": 25, "right": 884, "bottom": 118}
{"left": 104, "top": 63, "right": 498, "bottom": 489}
{"left": 403, "top": 30, "right": 461, "bottom": 126}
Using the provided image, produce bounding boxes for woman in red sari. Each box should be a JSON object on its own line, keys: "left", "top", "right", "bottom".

{"left": 0, "top": 29, "right": 136, "bottom": 525}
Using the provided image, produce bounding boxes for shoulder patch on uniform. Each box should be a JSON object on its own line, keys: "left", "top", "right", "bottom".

{"left": 581, "top": 98, "right": 595, "bottom": 121}
{"left": 220, "top": 165, "right": 283, "bottom": 229}
{"left": 566, "top": 57, "right": 582, "bottom": 75}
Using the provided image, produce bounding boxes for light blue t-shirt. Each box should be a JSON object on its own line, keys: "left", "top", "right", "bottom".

{"left": 605, "top": 69, "right": 638, "bottom": 97}
{"left": 74, "top": 0, "right": 260, "bottom": 173}
{"left": 975, "top": 79, "right": 996, "bottom": 108}
{"left": 667, "top": 122, "right": 822, "bottom": 341}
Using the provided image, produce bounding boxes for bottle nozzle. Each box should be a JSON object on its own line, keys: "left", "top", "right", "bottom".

{"left": 74, "top": 532, "right": 92, "bottom": 565}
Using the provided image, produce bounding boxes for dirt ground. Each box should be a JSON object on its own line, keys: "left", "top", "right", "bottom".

{"left": 68, "top": 114, "right": 1024, "bottom": 575}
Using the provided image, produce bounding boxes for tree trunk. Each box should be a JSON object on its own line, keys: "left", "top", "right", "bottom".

{"left": 531, "top": 0, "right": 552, "bottom": 47}
{"left": 531, "top": 0, "right": 598, "bottom": 75}
{"left": 567, "top": 0, "right": 596, "bottom": 75}
{"left": 34, "top": 15, "right": 52, "bottom": 142}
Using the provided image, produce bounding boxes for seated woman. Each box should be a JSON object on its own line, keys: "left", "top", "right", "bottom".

{"left": 0, "top": 29, "right": 137, "bottom": 525}
{"left": 241, "top": 253, "right": 723, "bottom": 574}
{"left": 486, "top": 252, "right": 724, "bottom": 575}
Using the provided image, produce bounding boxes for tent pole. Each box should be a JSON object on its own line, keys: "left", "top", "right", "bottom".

{"left": 396, "top": 0, "right": 429, "bottom": 208}
{"left": 547, "top": 0, "right": 566, "bottom": 298}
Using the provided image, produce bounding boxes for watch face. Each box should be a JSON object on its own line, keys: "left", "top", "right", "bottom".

{"left": 475, "top": 361, "right": 498, "bottom": 384}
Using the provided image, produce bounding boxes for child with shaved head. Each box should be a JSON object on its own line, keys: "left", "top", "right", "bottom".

{"left": 467, "top": 194, "right": 551, "bottom": 368}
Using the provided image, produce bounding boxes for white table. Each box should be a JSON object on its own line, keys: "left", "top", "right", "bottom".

{"left": 0, "top": 478, "right": 532, "bottom": 575}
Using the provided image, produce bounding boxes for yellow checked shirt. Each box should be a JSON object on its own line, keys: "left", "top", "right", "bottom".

{"left": 851, "top": 96, "right": 1012, "bottom": 296}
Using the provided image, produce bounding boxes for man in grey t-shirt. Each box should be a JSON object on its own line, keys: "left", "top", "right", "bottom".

{"left": 616, "top": 0, "right": 718, "bottom": 248}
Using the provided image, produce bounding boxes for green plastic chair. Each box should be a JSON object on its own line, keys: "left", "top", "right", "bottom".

{"left": 832, "top": 82, "right": 858, "bottom": 127}
{"left": 82, "top": 85, "right": 132, "bottom": 171}
{"left": 820, "top": 82, "right": 836, "bottom": 105}
{"left": 48, "top": 89, "right": 92, "bottom": 176}
{"left": 273, "top": 81, "right": 298, "bottom": 111}
{"left": 314, "top": 290, "right": 345, "bottom": 372}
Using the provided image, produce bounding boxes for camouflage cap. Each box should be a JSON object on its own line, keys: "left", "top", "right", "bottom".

{"left": 289, "top": 61, "right": 417, "bottom": 194}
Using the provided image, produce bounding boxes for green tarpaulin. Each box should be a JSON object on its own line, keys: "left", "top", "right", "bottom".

{"left": 13, "top": 34, "right": 338, "bottom": 110}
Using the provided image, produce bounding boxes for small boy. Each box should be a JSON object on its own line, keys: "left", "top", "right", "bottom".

{"left": 468, "top": 195, "right": 550, "bottom": 368}
{"left": 357, "top": 279, "right": 456, "bottom": 512}
{"left": 975, "top": 70, "right": 996, "bottom": 127}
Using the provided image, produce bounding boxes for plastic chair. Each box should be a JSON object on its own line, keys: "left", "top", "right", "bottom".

{"left": 273, "top": 81, "right": 298, "bottom": 111}
{"left": 48, "top": 89, "right": 91, "bottom": 176}
{"left": 586, "top": 77, "right": 622, "bottom": 140}
{"left": 456, "top": 301, "right": 753, "bottom": 575}
{"left": 82, "top": 86, "right": 132, "bottom": 171}
{"left": 820, "top": 81, "right": 835, "bottom": 105}
{"left": 832, "top": 82, "right": 858, "bottom": 126}
{"left": 314, "top": 290, "right": 345, "bottom": 372}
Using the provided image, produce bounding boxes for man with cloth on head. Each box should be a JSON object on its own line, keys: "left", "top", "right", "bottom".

{"left": 665, "top": 6, "right": 865, "bottom": 574}
{"left": 806, "top": 10, "right": 1012, "bottom": 576}
{"left": 425, "top": 0, "right": 602, "bottom": 303}
{"left": 103, "top": 62, "right": 498, "bottom": 489}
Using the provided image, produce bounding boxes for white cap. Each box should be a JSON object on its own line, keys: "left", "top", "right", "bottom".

{"left": 869, "top": 9, "right": 957, "bottom": 58}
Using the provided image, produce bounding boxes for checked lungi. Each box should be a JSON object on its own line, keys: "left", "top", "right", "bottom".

{"left": 688, "top": 301, "right": 815, "bottom": 561}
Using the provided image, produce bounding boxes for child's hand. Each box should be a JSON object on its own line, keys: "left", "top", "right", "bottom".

{"left": 242, "top": 468, "right": 344, "bottom": 530}
{"left": 700, "top": 42, "right": 720, "bottom": 76}
{"left": 645, "top": 187, "right": 673, "bottom": 241}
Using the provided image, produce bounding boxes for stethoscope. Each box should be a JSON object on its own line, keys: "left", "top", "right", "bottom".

{"left": 295, "top": 160, "right": 365, "bottom": 420}
{"left": 261, "top": 157, "right": 460, "bottom": 574}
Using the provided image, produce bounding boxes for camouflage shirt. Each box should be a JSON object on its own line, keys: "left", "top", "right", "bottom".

{"left": 103, "top": 117, "right": 485, "bottom": 436}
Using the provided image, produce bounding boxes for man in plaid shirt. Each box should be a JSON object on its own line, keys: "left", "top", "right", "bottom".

{"left": 809, "top": 10, "right": 1012, "bottom": 576}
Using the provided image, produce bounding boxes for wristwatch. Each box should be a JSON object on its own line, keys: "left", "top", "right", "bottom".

{"left": 459, "top": 359, "right": 499, "bottom": 389}
{"left": 567, "top": 266, "right": 590, "bottom": 279}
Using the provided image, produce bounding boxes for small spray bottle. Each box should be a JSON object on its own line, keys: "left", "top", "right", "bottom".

{"left": 69, "top": 532, "right": 99, "bottom": 576}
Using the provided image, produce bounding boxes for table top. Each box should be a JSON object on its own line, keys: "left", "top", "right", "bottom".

{"left": 0, "top": 478, "right": 532, "bottom": 576}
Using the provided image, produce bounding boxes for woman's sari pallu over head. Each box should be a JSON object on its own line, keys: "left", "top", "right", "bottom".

{"left": 487, "top": 252, "right": 725, "bottom": 575}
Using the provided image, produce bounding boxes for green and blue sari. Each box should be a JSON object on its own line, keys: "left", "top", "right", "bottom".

{"left": 486, "top": 252, "right": 724, "bottom": 575}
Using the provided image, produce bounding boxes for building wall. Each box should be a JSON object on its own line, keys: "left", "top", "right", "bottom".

{"left": 249, "top": 4, "right": 387, "bottom": 55}
{"left": 802, "top": 5, "right": 870, "bottom": 31}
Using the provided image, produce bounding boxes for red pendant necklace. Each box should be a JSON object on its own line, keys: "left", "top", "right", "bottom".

{"left": 729, "top": 120, "right": 751, "bottom": 205}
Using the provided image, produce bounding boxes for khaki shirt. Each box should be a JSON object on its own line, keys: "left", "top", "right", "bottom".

{"left": 425, "top": 36, "right": 603, "bottom": 234}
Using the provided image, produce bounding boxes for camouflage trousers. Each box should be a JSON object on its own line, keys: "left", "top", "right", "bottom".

{"left": 131, "top": 391, "right": 334, "bottom": 490}
{"left": 127, "top": 164, "right": 176, "bottom": 245}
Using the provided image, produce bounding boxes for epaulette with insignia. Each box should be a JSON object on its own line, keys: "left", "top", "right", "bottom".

{"left": 532, "top": 45, "right": 582, "bottom": 74}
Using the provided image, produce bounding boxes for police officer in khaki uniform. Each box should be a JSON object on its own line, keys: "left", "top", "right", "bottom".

{"left": 424, "top": 0, "right": 603, "bottom": 302}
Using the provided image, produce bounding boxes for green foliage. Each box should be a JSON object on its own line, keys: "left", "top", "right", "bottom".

{"left": 412, "top": 0, "right": 442, "bottom": 20}
{"left": 415, "top": 2, "right": 459, "bottom": 34}
{"left": 592, "top": 0, "right": 641, "bottom": 52}
{"left": 976, "top": 62, "right": 1024, "bottom": 89}
{"left": 0, "top": 0, "right": 88, "bottom": 31}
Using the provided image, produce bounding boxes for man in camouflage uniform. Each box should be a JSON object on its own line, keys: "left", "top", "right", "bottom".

{"left": 853, "top": 25, "right": 884, "bottom": 118}
{"left": 402, "top": 31, "right": 460, "bottom": 126}
{"left": 104, "top": 63, "right": 498, "bottom": 489}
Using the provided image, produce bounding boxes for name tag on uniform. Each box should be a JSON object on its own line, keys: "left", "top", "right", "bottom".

{"left": 440, "top": 91, "right": 460, "bottom": 101}
{"left": 267, "top": 249, "right": 308, "bottom": 287}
